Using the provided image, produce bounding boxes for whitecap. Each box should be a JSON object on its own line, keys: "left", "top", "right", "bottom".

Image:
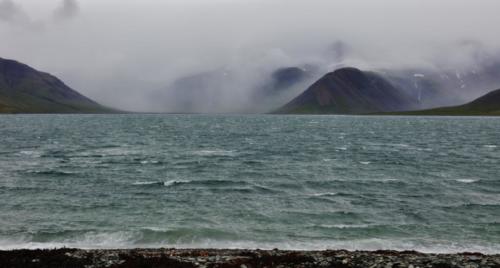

{"left": 141, "top": 227, "right": 169, "bottom": 232}
{"left": 0, "top": 231, "right": 137, "bottom": 250}
{"left": 455, "top": 179, "right": 479, "bottom": 183}
{"left": 359, "top": 161, "right": 371, "bottom": 165}
{"left": 484, "top": 145, "right": 497, "bottom": 148}
{"left": 310, "top": 192, "right": 338, "bottom": 197}
{"left": 193, "top": 150, "right": 236, "bottom": 157}
{"left": 132, "top": 181, "right": 163, "bottom": 186}
{"left": 394, "top": 143, "right": 410, "bottom": 147}
{"left": 140, "top": 160, "right": 160, "bottom": 165}
{"left": 2, "top": 236, "right": 500, "bottom": 254}
{"left": 163, "top": 180, "right": 190, "bottom": 187}
{"left": 319, "top": 224, "right": 371, "bottom": 229}
{"left": 132, "top": 180, "right": 189, "bottom": 187}
{"left": 379, "top": 178, "right": 398, "bottom": 182}
{"left": 19, "top": 150, "right": 41, "bottom": 157}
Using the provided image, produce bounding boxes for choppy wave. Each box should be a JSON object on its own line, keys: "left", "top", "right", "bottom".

{"left": 130, "top": 179, "right": 261, "bottom": 190}
{"left": 309, "top": 192, "right": 338, "bottom": 197}
{"left": 28, "top": 169, "right": 78, "bottom": 176}
{"left": 316, "top": 224, "right": 372, "bottom": 229}
{"left": 140, "top": 160, "right": 160, "bottom": 165}
{"left": 132, "top": 181, "right": 164, "bottom": 186}
{"left": 132, "top": 180, "right": 190, "bottom": 187}
{"left": 18, "top": 150, "right": 41, "bottom": 157}
{"left": 2, "top": 115, "right": 500, "bottom": 254}
{"left": 192, "top": 150, "right": 236, "bottom": 157}
{"left": 455, "top": 179, "right": 479, "bottom": 183}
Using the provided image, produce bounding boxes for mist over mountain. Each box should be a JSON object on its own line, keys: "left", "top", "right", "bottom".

{"left": 1, "top": 0, "right": 500, "bottom": 113}
{"left": 151, "top": 64, "right": 320, "bottom": 113}
{"left": 150, "top": 42, "right": 500, "bottom": 114}
{"left": 153, "top": 70, "right": 239, "bottom": 114}
{"left": 383, "top": 43, "right": 500, "bottom": 109}
{"left": 265, "top": 67, "right": 313, "bottom": 95}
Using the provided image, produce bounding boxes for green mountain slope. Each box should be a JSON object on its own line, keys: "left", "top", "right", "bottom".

{"left": 0, "top": 57, "right": 115, "bottom": 113}
{"left": 398, "top": 88, "right": 500, "bottom": 116}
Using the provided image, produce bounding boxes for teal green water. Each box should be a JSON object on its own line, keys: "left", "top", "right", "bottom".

{"left": 0, "top": 115, "right": 499, "bottom": 253}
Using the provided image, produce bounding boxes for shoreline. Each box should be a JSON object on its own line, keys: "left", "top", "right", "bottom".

{"left": 1, "top": 248, "right": 499, "bottom": 268}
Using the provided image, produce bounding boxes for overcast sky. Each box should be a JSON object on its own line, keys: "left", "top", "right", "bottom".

{"left": 1, "top": 0, "right": 500, "bottom": 111}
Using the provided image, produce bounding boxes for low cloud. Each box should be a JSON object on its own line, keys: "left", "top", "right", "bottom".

{"left": 1, "top": 0, "right": 500, "bottom": 112}
{"left": 0, "top": 0, "right": 29, "bottom": 25}
{"left": 0, "top": 0, "right": 79, "bottom": 28}
{"left": 53, "top": 0, "right": 79, "bottom": 21}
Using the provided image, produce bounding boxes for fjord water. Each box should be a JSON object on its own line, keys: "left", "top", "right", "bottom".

{"left": 0, "top": 115, "right": 499, "bottom": 253}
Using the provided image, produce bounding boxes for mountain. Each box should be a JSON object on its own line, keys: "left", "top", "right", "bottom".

{"left": 0, "top": 57, "right": 114, "bottom": 113}
{"left": 384, "top": 62, "right": 500, "bottom": 109}
{"left": 154, "top": 65, "right": 317, "bottom": 113}
{"left": 398, "top": 88, "right": 500, "bottom": 115}
{"left": 255, "top": 66, "right": 315, "bottom": 96}
{"left": 276, "top": 67, "right": 419, "bottom": 114}
{"left": 268, "top": 67, "right": 310, "bottom": 92}
{"left": 154, "top": 70, "right": 235, "bottom": 113}
{"left": 383, "top": 44, "right": 500, "bottom": 109}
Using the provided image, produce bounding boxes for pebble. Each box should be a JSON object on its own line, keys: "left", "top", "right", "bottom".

{"left": 2, "top": 248, "right": 500, "bottom": 268}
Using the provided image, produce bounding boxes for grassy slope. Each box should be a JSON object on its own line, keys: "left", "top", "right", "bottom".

{"left": 390, "top": 89, "right": 500, "bottom": 116}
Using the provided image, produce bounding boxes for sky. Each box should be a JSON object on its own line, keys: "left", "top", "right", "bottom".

{"left": 1, "top": 0, "right": 500, "bottom": 112}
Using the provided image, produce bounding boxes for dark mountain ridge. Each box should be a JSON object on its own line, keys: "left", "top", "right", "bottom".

{"left": 0, "top": 57, "right": 114, "bottom": 113}
{"left": 276, "top": 67, "right": 419, "bottom": 114}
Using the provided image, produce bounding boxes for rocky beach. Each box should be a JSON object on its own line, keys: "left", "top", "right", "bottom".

{"left": 1, "top": 248, "right": 499, "bottom": 268}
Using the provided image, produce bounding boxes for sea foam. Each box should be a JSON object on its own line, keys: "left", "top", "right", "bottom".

{"left": 132, "top": 180, "right": 190, "bottom": 187}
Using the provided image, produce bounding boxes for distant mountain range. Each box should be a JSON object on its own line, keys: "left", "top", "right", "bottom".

{"left": 2, "top": 53, "right": 500, "bottom": 115}
{"left": 153, "top": 51, "right": 500, "bottom": 115}
{"left": 0, "top": 57, "right": 114, "bottom": 113}
{"left": 276, "top": 62, "right": 500, "bottom": 115}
